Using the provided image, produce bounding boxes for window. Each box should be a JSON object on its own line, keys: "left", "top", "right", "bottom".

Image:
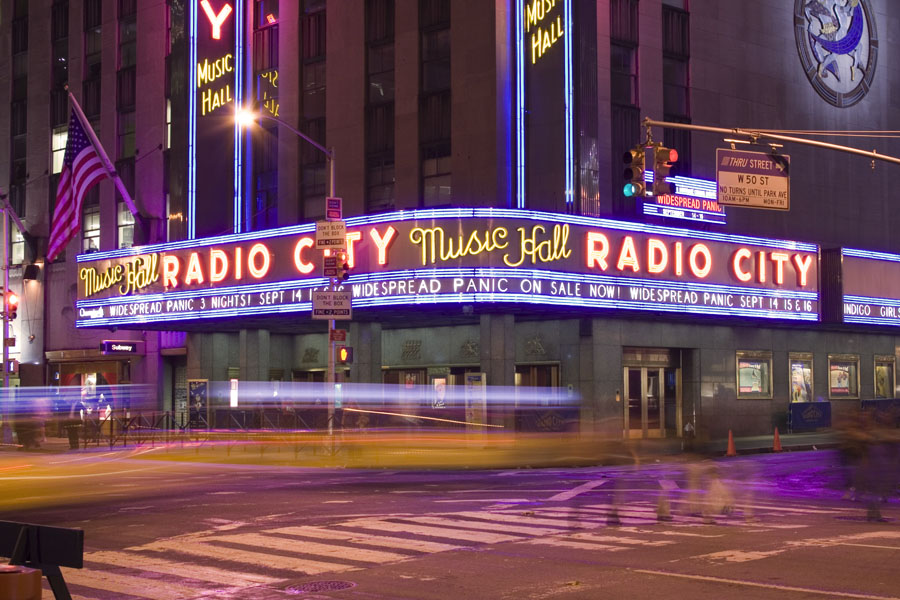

{"left": 789, "top": 353, "right": 814, "bottom": 403}
{"left": 83, "top": 79, "right": 102, "bottom": 119}
{"left": 118, "top": 12, "right": 137, "bottom": 70}
{"left": 368, "top": 44, "right": 395, "bottom": 103}
{"left": 300, "top": 1, "right": 326, "bottom": 220}
{"left": 10, "top": 228, "right": 25, "bottom": 266}
{"left": 874, "top": 356, "right": 895, "bottom": 399}
{"left": 255, "top": 0, "right": 279, "bottom": 28}
{"left": 302, "top": 62, "right": 326, "bottom": 120}
{"left": 82, "top": 190, "right": 101, "bottom": 252}
{"left": 422, "top": 152, "right": 451, "bottom": 206}
{"left": 51, "top": 127, "right": 68, "bottom": 174}
{"left": 117, "top": 67, "right": 137, "bottom": 110}
{"left": 117, "top": 200, "right": 135, "bottom": 249}
{"left": 828, "top": 355, "right": 859, "bottom": 399}
{"left": 367, "top": 156, "right": 395, "bottom": 213}
{"left": 736, "top": 351, "right": 773, "bottom": 400}
{"left": 118, "top": 111, "right": 136, "bottom": 159}
{"left": 366, "top": 0, "right": 395, "bottom": 212}
{"left": 662, "top": 4, "right": 690, "bottom": 176}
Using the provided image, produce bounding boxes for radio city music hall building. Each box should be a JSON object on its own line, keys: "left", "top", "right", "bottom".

{"left": 3, "top": 0, "right": 900, "bottom": 441}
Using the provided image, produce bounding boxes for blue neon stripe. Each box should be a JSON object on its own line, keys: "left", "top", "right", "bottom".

{"left": 843, "top": 248, "right": 900, "bottom": 263}
{"left": 233, "top": 0, "right": 243, "bottom": 233}
{"left": 78, "top": 207, "right": 818, "bottom": 263}
{"left": 188, "top": 4, "right": 197, "bottom": 239}
{"left": 844, "top": 295, "right": 900, "bottom": 307}
{"left": 564, "top": 0, "right": 574, "bottom": 206}
{"left": 845, "top": 316, "right": 900, "bottom": 327}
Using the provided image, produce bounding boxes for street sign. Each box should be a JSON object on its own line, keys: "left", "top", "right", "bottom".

{"left": 100, "top": 340, "right": 141, "bottom": 354}
{"left": 4, "top": 338, "right": 15, "bottom": 347}
{"left": 316, "top": 221, "right": 346, "bottom": 250}
{"left": 323, "top": 256, "right": 339, "bottom": 278}
{"left": 716, "top": 148, "right": 790, "bottom": 210}
{"left": 312, "top": 290, "right": 352, "bottom": 320}
{"left": 330, "top": 329, "right": 347, "bottom": 342}
{"left": 326, "top": 197, "right": 342, "bottom": 222}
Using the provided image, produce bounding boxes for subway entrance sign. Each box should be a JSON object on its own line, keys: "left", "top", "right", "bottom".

{"left": 716, "top": 148, "right": 790, "bottom": 210}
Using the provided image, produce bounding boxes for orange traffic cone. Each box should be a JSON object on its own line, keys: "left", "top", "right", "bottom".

{"left": 773, "top": 427, "right": 783, "bottom": 452}
{"left": 726, "top": 430, "right": 737, "bottom": 457}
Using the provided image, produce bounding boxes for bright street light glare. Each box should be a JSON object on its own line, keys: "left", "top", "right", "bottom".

{"left": 235, "top": 107, "right": 258, "bottom": 128}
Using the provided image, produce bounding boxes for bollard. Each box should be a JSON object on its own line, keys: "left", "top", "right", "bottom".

{"left": 0, "top": 565, "right": 42, "bottom": 600}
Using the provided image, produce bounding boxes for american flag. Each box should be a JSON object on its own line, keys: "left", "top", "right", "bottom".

{"left": 47, "top": 109, "right": 109, "bottom": 261}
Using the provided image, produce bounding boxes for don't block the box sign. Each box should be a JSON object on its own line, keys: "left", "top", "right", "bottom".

{"left": 74, "top": 208, "right": 820, "bottom": 328}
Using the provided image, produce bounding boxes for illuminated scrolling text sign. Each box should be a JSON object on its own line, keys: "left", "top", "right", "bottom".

{"left": 75, "top": 210, "right": 819, "bottom": 327}
{"left": 842, "top": 248, "right": 900, "bottom": 327}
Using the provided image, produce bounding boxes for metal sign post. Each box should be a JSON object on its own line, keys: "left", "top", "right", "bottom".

{"left": 0, "top": 208, "right": 8, "bottom": 444}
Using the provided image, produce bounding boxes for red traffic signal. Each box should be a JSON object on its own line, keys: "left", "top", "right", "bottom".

{"left": 651, "top": 145, "right": 679, "bottom": 196}
{"left": 6, "top": 291, "right": 18, "bottom": 321}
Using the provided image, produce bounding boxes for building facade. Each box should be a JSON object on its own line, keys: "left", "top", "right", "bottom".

{"left": 2, "top": 0, "right": 900, "bottom": 441}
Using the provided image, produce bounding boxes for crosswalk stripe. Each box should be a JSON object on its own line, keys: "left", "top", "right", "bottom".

{"left": 84, "top": 550, "right": 280, "bottom": 586}
{"left": 405, "top": 515, "right": 567, "bottom": 536}
{"left": 569, "top": 532, "right": 676, "bottom": 547}
{"left": 136, "top": 540, "right": 357, "bottom": 575}
{"left": 526, "top": 538, "right": 628, "bottom": 551}
{"left": 58, "top": 568, "right": 204, "bottom": 600}
{"left": 43, "top": 590, "right": 97, "bottom": 600}
{"left": 473, "top": 510, "right": 602, "bottom": 529}
{"left": 547, "top": 480, "right": 608, "bottom": 502}
{"left": 212, "top": 533, "right": 410, "bottom": 564}
{"left": 659, "top": 479, "right": 679, "bottom": 491}
{"left": 266, "top": 526, "right": 459, "bottom": 553}
{"left": 339, "top": 519, "right": 524, "bottom": 544}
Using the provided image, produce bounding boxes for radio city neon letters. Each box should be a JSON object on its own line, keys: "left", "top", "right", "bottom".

{"left": 200, "top": 0, "right": 233, "bottom": 40}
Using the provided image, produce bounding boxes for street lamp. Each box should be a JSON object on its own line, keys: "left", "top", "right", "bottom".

{"left": 235, "top": 106, "right": 341, "bottom": 434}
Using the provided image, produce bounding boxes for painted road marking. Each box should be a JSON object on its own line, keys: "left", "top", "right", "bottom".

{"left": 212, "top": 533, "right": 410, "bottom": 563}
{"left": 84, "top": 550, "right": 280, "bottom": 586}
{"left": 135, "top": 539, "right": 357, "bottom": 574}
{"left": 58, "top": 568, "right": 205, "bottom": 600}
{"left": 42, "top": 590, "right": 97, "bottom": 600}
{"left": 695, "top": 549, "right": 787, "bottom": 563}
{"left": 569, "top": 532, "right": 675, "bottom": 547}
{"left": 659, "top": 479, "right": 679, "bottom": 491}
{"left": 527, "top": 538, "right": 628, "bottom": 551}
{"left": 406, "top": 515, "right": 567, "bottom": 536}
{"left": 339, "top": 518, "right": 524, "bottom": 544}
{"left": 484, "top": 510, "right": 604, "bottom": 529}
{"left": 632, "top": 568, "right": 900, "bottom": 600}
{"left": 267, "top": 526, "right": 459, "bottom": 553}
{"left": 547, "top": 480, "right": 608, "bottom": 502}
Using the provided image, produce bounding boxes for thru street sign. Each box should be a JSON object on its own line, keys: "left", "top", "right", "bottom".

{"left": 716, "top": 148, "right": 790, "bottom": 210}
{"left": 316, "top": 221, "right": 346, "bottom": 250}
{"left": 312, "top": 290, "right": 352, "bottom": 320}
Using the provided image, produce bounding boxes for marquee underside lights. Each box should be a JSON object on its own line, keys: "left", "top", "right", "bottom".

{"left": 75, "top": 209, "right": 820, "bottom": 328}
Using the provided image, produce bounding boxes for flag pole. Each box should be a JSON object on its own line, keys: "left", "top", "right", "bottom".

{"left": 64, "top": 85, "right": 140, "bottom": 219}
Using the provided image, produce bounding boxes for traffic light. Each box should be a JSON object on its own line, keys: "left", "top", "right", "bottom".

{"left": 651, "top": 145, "right": 679, "bottom": 196}
{"left": 337, "top": 346, "right": 353, "bottom": 364}
{"left": 6, "top": 291, "right": 18, "bottom": 321}
{"left": 336, "top": 251, "right": 350, "bottom": 282}
{"left": 623, "top": 146, "right": 646, "bottom": 198}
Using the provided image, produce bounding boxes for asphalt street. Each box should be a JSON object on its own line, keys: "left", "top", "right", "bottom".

{"left": 1, "top": 447, "right": 898, "bottom": 599}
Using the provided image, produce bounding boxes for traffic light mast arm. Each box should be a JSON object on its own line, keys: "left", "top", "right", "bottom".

{"left": 642, "top": 117, "right": 900, "bottom": 167}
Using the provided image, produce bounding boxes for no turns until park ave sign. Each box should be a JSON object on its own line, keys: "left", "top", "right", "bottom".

{"left": 716, "top": 148, "right": 790, "bottom": 210}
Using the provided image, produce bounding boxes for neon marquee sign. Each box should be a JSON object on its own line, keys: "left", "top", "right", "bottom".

{"left": 841, "top": 248, "right": 900, "bottom": 327}
{"left": 75, "top": 209, "right": 819, "bottom": 328}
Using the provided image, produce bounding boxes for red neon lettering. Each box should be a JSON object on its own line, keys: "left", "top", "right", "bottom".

{"left": 689, "top": 244, "right": 711, "bottom": 278}
{"left": 586, "top": 232, "right": 609, "bottom": 270}
{"left": 770, "top": 252, "right": 789, "bottom": 285}
{"left": 757, "top": 251, "right": 767, "bottom": 284}
{"left": 674, "top": 242, "right": 683, "bottom": 276}
{"left": 162, "top": 256, "right": 180, "bottom": 288}
{"left": 200, "top": 0, "right": 233, "bottom": 40}
{"left": 647, "top": 239, "right": 668, "bottom": 274}
{"left": 293, "top": 237, "right": 315, "bottom": 274}
{"left": 248, "top": 243, "right": 271, "bottom": 278}
{"left": 732, "top": 248, "right": 752, "bottom": 282}
{"left": 617, "top": 236, "right": 640, "bottom": 272}
{"left": 185, "top": 252, "right": 205, "bottom": 285}
{"left": 793, "top": 254, "right": 813, "bottom": 287}
{"left": 346, "top": 231, "right": 362, "bottom": 268}
{"left": 235, "top": 247, "right": 243, "bottom": 280}
{"left": 210, "top": 249, "right": 228, "bottom": 283}
{"left": 370, "top": 226, "right": 397, "bottom": 266}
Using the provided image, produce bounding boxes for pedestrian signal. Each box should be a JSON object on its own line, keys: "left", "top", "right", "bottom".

{"left": 337, "top": 346, "right": 353, "bottom": 364}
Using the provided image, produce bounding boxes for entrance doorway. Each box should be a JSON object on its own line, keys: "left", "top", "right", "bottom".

{"left": 623, "top": 348, "right": 681, "bottom": 439}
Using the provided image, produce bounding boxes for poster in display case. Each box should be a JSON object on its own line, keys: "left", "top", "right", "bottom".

{"left": 874, "top": 357, "right": 895, "bottom": 399}
{"left": 828, "top": 355, "right": 859, "bottom": 399}
{"left": 789, "top": 353, "right": 814, "bottom": 403}
{"left": 736, "top": 351, "right": 773, "bottom": 399}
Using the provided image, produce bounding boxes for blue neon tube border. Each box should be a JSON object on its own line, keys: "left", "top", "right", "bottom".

{"left": 77, "top": 207, "right": 817, "bottom": 263}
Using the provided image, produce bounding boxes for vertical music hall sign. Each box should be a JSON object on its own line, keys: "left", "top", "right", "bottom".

{"left": 189, "top": 0, "right": 245, "bottom": 238}
{"left": 515, "top": 0, "right": 574, "bottom": 211}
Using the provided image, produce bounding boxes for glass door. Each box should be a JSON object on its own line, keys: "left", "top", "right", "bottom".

{"left": 624, "top": 367, "right": 666, "bottom": 438}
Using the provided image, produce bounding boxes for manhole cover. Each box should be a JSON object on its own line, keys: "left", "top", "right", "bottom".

{"left": 286, "top": 581, "right": 357, "bottom": 594}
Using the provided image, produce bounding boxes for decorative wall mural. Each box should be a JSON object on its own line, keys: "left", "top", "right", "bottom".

{"left": 794, "top": 0, "right": 878, "bottom": 107}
